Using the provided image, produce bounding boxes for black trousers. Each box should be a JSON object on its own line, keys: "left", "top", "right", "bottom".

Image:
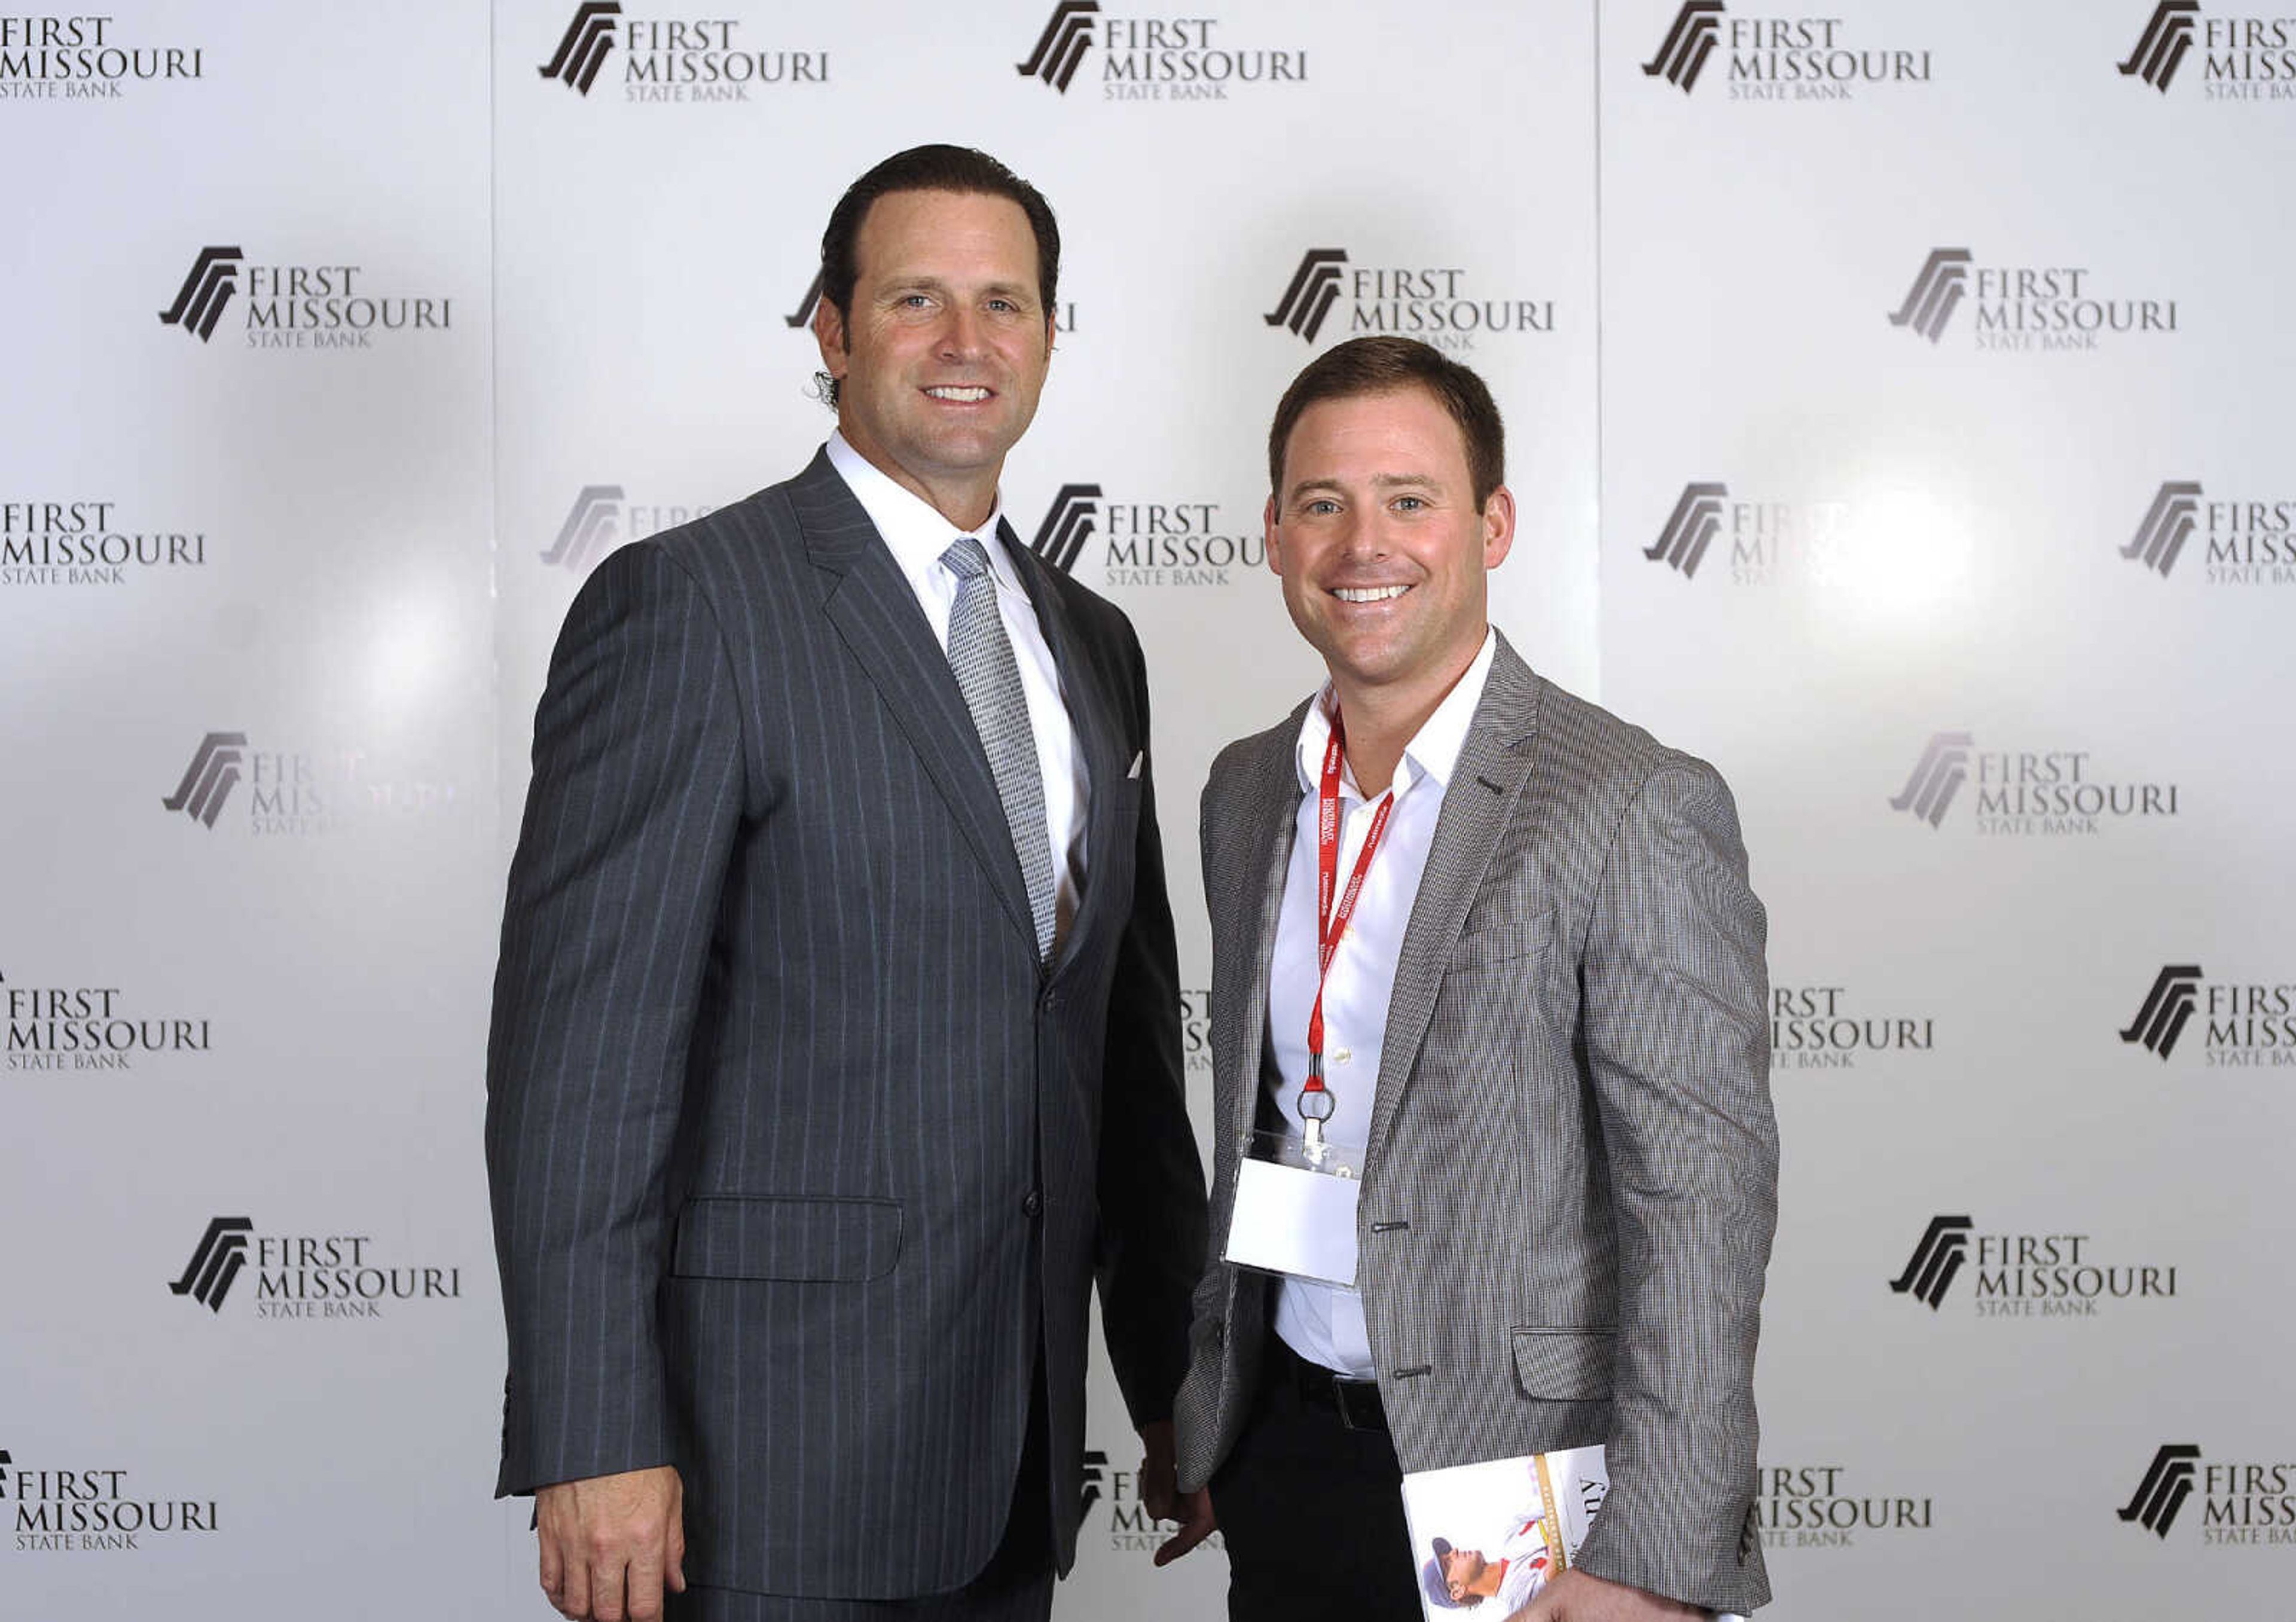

{"left": 1209, "top": 1335, "right": 1424, "bottom": 1622}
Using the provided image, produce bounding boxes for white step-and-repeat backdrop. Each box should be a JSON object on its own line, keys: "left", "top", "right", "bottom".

{"left": 4, "top": 2, "right": 2289, "bottom": 1616}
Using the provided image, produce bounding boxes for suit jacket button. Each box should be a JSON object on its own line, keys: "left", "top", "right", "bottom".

{"left": 1023, "top": 1190, "right": 1044, "bottom": 1218}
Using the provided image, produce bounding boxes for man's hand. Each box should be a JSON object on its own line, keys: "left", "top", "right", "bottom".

{"left": 1512, "top": 1568, "right": 1707, "bottom": 1622}
{"left": 1136, "top": 1420, "right": 1216, "bottom": 1567}
{"left": 535, "top": 1465, "right": 686, "bottom": 1622}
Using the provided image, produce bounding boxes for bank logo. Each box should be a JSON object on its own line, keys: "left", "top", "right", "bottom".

{"left": 1645, "top": 483, "right": 1729, "bottom": 578}
{"left": 1887, "top": 1215, "right": 1971, "bottom": 1310}
{"left": 1080, "top": 1449, "right": 1109, "bottom": 1516}
{"left": 1756, "top": 1464, "right": 1935, "bottom": 1550}
{"left": 1262, "top": 247, "right": 1552, "bottom": 352}
{"left": 2, "top": 500, "right": 209, "bottom": 589}
{"left": 157, "top": 247, "right": 243, "bottom": 343}
{"left": 1887, "top": 732, "right": 1972, "bottom": 828}
{"left": 2121, "top": 965, "right": 2204, "bottom": 1059}
{"left": 784, "top": 269, "right": 824, "bottom": 329}
{"left": 541, "top": 2, "right": 621, "bottom": 94}
{"left": 168, "top": 1216, "right": 254, "bottom": 1312}
{"left": 158, "top": 732, "right": 457, "bottom": 836}
{"left": 540, "top": 486, "right": 716, "bottom": 572}
{"left": 2, "top": 1447, "right": 222, "bottom": 1548}
{"left": 1266, "top": 249, "right": 1348, "bottom": 343}
{"left": 543, "top": 486, "right": 627, "bottom": 571}
{"left": 155, "top": 245, "right": 453, "bottom": 352}
{"left": 155, "top": 1219, "right": 465, "bottom": 1321}
{"left": 4, "top": 972, "right": 215, "bottom": 1076}
{"left": 161, "top": 731, "right": 248, "bottom": 828}
{"left": 1029, "top": 484, "right": 1104, "bottom": 574}
{"left": 2120, "top": 2, "right": 2200, "bottom": 90}
{"left": 1017, "top": 1, "right": 1098, "bottom": 92}
{"left": 1770, "top": 984, "right": 1937, "bottom": 1072}
{"left": 2125, "top": 481, "right": 2203, "bottom": 577}
{"left": 1887, "top": 248, "right": 2176, "bottom": 352}
{"left": 1888, "top": 731, "right": 2181, "bottom": 836}
{"left": 0, "top": 17, "right": 206, "bottom": 98}
{"left": 1643, "top": 1, "right": 1724, "bottom": 91}
{"left": 1888, "top": 249, "right": 1971, "bottom": 343}
{"left": 2120, "top": 1444, "right": 2202, "bottom": 1536}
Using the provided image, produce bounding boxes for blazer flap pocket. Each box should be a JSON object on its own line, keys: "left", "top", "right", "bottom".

{"left": 673, "top": 1196, "right": 902, "bottom": 1283}
{"left": 1448, "top": 911, "right": 1557, "bottom": 972}
{"left": 1510, "top": 1326, "right": 1616, "bottom": 1401}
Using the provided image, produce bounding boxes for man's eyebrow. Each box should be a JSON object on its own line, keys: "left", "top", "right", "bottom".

{"left": 877, "top": 274, "right": 1035, "bottom": 302}
{"left": 1283, "top": 472, "right": 1441, "bottom": 503}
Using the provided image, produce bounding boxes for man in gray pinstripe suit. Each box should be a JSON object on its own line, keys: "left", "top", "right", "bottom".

{"left": 487, "top": 147, "right": 1206, "bottom": 1622}
{"left": 1162, "top": 339, "right": 1776, "bottom": 1621}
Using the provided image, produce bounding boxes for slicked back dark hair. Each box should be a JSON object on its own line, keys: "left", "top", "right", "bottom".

{"left": 1266, "top": 337, "right": 1506, "bottom": 510}
{"left": 813, "top": 145, "right": 1059, "bottom": 405}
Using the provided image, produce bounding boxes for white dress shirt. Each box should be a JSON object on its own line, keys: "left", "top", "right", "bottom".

{"left": 1266, "top": 630, "right": 1498, "bottom": 1377}
{"left": 825, "top": 432, "right": 1088, "bottom": 941}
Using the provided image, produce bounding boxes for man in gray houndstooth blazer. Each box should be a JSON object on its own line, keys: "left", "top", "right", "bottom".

{"left": 1162, "top": 339, "right": 1776, "bottom": 1621}
{"left": 487, "top": 148, "right": 1206, "bottom": 1622}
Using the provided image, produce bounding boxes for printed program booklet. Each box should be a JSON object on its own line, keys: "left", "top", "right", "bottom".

{"left": 1400, "top": 1447, "right": 1608, "bottom": 1619}
{"left": 1400, "top": 1449, "right": 1748, "bottom": 1621}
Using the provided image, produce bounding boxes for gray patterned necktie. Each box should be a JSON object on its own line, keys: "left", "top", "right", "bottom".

{"left": 941, "top": 536, "right": 1058, "bottom": 964}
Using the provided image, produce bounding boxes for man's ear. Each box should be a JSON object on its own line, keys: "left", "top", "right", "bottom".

{"left": 1481, "top": 484, "right": 1516, "bottom": 571}
{"left": 1264, "top": 495, "right": 1286, "bottom": 577}
{"left": 811, "top": 295, "right": 848, "bottom": 381}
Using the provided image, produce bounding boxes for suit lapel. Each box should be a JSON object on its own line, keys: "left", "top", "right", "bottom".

{"left": 1220, "top": 717, "right": 1308, "bottom": 1156}
{"left": 1364, "top": 638, "right": 1544, "bottom": 1174}
{"left": 1004, "top": 525, "right": 1125, "bottom": 978}
{"left": 792, "top": 450, "right": 1039, "bottom": 954}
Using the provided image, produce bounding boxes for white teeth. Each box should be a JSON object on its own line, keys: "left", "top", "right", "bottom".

{"left": 926, "top": 386, "right": 990, "bottom": 401}
{"left": 1334, "top": 585, "right": 1409, "bottom": 603}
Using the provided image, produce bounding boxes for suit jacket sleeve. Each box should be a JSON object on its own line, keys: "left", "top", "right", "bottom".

{"left": 485, "top": 541, "right": 746, "bottom": 1496}
{"left": 1568, "top": 756, "right": 1777, "bottom": 1607}
{"left": 1091, "top": 616, "right": 1210, "bottom": 1431}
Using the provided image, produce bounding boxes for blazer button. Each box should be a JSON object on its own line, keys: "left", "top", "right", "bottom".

{"left": 1023, "top": 1190, "right": 1044, "bottom": 1218}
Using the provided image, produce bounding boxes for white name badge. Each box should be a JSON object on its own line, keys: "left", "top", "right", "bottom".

{"left": 1223, "top": 1145, "right": 1361, "bottom": 1287}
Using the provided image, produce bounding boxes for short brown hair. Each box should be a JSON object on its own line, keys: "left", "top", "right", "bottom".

{"left": 1266, "top": 337, "right": 1506, "bottom": 509}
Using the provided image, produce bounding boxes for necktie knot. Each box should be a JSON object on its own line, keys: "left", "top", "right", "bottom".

{"left": 941, "top": 535, "right": 993, "bottom": 581}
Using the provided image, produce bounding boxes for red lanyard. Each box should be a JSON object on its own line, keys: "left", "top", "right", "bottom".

{"left": 1302, "top": 711, "right": 1394, "bottom": 1115}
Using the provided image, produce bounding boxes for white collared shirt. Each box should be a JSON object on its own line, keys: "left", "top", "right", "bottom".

{"left": 1266, "top": 630, "right": 1499, "bottom": 1377}
{"left": 825, "top": 432, "right": 1087, "bottom": 940}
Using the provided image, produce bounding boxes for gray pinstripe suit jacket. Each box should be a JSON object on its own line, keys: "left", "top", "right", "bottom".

{"left": 486, "top": 449, "right": 1207, "bottom": 1600}
{"left": 1173, "top": 636, "right": 1777, "bottom": 1615}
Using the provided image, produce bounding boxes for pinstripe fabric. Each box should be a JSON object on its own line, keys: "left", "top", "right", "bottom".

{"left": 486, "top": 449, "right": 1207, "bottom": 1601}
{"left": 1173, "top": 636, "right": 1778, "bottom": 1615}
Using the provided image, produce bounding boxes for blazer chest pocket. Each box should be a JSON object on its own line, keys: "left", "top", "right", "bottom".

{"left": 1510, "top": 1325, "right": 1616, "bottom": 1401}
{"left": 671, "top": 1196, "right": 902, "bottom": 1283}
{"left": 1446, "top": 911, "right": 1556, "bottom": 974}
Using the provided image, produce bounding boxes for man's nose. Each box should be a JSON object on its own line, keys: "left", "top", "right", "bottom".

{"left": 1338, "top": 513, "right": 1389, "bottom": 559}
{"left": 937, "top": 305, "right": 984, "bottom": 359}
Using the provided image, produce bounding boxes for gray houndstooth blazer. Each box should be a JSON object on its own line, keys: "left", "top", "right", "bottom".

{"left": 486, "top": 449, "right": 1207, "bottom": 1600}
{"left": 1172, "top": 634, "right": 1776, "bottom": 1615}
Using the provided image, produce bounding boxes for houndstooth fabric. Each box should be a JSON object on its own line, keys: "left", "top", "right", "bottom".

{"left": 942, "top": 536, "right": 1058, "bottom": 962}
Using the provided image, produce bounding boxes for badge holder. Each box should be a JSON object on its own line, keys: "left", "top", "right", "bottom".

{"left": 1222, "top": 1083, "right": 1364, "bottom": 1289}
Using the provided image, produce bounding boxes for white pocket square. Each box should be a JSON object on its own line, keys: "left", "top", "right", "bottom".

{"left": 1126, "top": 751, "right": 1143, "bottom": 780}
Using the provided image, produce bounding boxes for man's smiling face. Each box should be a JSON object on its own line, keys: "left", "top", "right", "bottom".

{"left": 1265, "top": 385, "right": 1512, "bottom": 696}
{"left": 815, "top": 188, "right": 1053, "bottom": 523}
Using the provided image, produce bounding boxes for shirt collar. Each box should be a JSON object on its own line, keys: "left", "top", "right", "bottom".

{"left": 826, "top": 429, "right": 1018, "bottom": 592}
{"left": 1293, "top": 629, "right": 1499, "bottom": 801}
